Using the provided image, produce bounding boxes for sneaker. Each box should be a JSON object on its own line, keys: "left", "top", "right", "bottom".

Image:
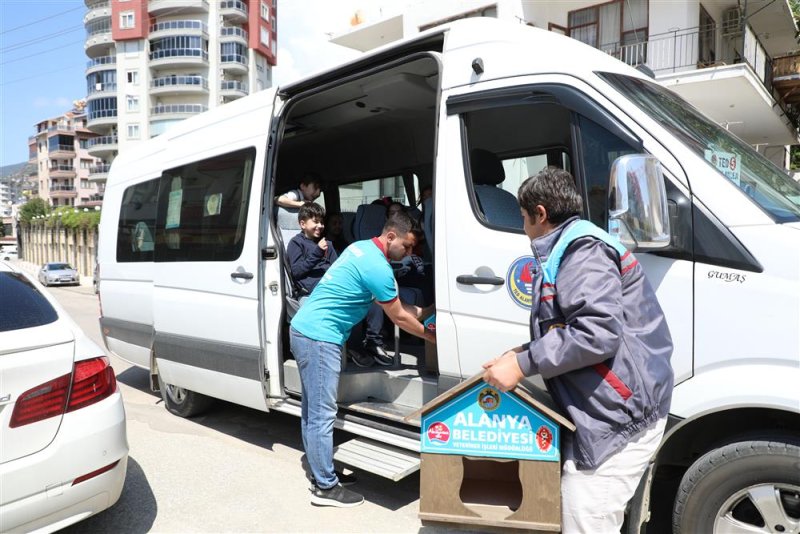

{"left": 364, "top": 342, "right": 394, "bottom": 366}
{"left": 348, "top": 348, "right": 374, "bottom": 368}
{"left": 310, "top": 484, "right": 364, "bottom": 508}
{"left": 307, "top": 470, "right": 356, "bottom": 487}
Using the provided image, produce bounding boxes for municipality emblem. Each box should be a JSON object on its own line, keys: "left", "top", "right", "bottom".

{"left": 477, "top": 387, "right": 501, "bottom": 411}
{"left": 506, "top": 255, "right": 535, "bottom": 309}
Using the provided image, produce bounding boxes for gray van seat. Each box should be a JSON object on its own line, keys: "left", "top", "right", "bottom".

{"left": 277, "top": 206, "right": 301, "bottom": 246}
{"left": 353, "top": 204, "right": 386, "bottom": 241}
{"left": 470, "top": 149, "right": 523, "bottom": 229}
{"left": 342, "top": 212, "right": 356, "bottom": 245}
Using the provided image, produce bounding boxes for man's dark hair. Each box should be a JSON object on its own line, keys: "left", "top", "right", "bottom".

{"left": 383, "top": 210, "right": 417, "bottom": 236}
{"left": 300, "top": 172, "right": 323, "bottom": 189}
{"left": 298, "top": 202, "right": 325, "bottom": 223}
{"left": 517, "top": 167, "right": 583, "bottom": 224}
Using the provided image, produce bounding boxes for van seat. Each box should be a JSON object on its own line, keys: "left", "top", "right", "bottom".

{"left": 353, "top": 204, "right": 386, "bottom": 241}
{"left": 341, "top": 212, "right": 356, "bottom": 245}
{"left": 277, "top": 206, "right": 301, "bottom": 246}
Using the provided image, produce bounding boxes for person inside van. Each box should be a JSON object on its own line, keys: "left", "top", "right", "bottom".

{"left": 287, "top": 202, "right": 338, "bottom": 297}
{"left": 324, "top": 212, "right": 349, "bottom": 255}
{"left": 482, "top": 167, "right": 673, "bottom": 533}
{"left": 289, "top": 211, "right": 435, "bottom": 508}
{"left": 275, "top": 172, "right": 323, "bottom": 208}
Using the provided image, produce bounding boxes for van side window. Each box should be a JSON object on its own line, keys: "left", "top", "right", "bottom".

{"left": 117, "top": 178, "right": 159, "bottom": 262}
{"left": 462, "top": 103, "right": 572, "bottom": 232}
{"left": 155, "top": 147, "right": 255, "bottom": 262}
{"left": 578, "top": 116, "right": 638, "bottom": 227}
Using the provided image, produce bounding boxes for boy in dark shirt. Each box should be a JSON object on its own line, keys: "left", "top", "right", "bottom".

{"left": 287, "top": 203, "right": 338, "bottom": 295}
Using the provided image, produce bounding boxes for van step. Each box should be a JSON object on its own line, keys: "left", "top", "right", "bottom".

{"left": 341, "top": 400, "right": 420, "bottom": 426}
{"left": 333, "top": 438, "right": 420, "bottom": 481}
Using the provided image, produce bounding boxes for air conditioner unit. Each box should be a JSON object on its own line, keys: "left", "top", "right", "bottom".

{"left": 722, "top": 7, "right": 742, "bottom": 37}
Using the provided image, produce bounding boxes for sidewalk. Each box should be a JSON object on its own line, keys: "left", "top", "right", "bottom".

{"left": 11, "top": 259, "right": 94, "bottom": 289}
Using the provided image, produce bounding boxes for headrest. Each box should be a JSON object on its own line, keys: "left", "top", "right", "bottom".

{"left": 470, "top": 149, "right": 505, "bottom": 186}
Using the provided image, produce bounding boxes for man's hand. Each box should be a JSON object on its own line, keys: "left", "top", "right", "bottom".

{"left": 483, "top": 351, "right": 525, "bottom": 392}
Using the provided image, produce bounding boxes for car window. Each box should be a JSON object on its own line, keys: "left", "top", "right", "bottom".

{"left": 0, "top": 273, "right": 58, "bottom": 332}
{"left": 48, "top": 263, "right": 72, "bottom": 270}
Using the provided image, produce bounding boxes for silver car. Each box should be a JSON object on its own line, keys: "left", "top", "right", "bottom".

{"left": 37, "top": 262, "right": 79, "bottom": 287}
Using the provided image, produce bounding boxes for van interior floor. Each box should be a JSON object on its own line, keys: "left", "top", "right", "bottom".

{"left": 282, "top": 347, "right": 438, "bottom": 427}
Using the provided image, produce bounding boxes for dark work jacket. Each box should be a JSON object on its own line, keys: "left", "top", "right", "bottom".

{"left": 516, "top": 216, "right": 674, "bottom": 470}
{"left": 287, "top": 233, "right": 338, "bottom": 294}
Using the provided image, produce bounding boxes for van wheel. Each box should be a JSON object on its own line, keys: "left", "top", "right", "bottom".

{"left": 157, "top": 375, "right": 214, "bottom": 418}
{"left": 673, "top": 440, "right": 800, "bottom": 533}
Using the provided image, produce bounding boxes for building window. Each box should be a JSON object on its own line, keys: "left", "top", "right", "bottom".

{"left": 567, "top": 0, "right": 648, "bottom": 57}
{"left": 81, "top": 179, "right": 90, "bottom": 189}
{"left": 127, "top": 96, "right": 140, "bottom": 112}
{"left": 120, "top": 11, "right": 135, "bottom": 29}
{"left": 79, "top": 139, "right": 88, "bottom": 149}
{"left": 127, "top": 123, "right": 140, "bottom": 139}
{"left": 260, "top": 27, "right": 269, "bottom": 47}
{"left": 127, "top": 70, "right": 139, "bottom": 85}
{"left": 80, "top": 159, "right": 92, "bottom": 169}
{"left": 260, "top": 1, "right": 269, "bottom": 20}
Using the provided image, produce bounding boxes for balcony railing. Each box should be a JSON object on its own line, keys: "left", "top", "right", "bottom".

{"left": 151, "top": 104, "right": 208, "bottom": 115}
{"left": 50, "top": 185, "right": 76, "bottom": 192}
{"left": 220, "top": 26, "right": 248, "bottom": 40}
{"left": 49, "top": 144, "right": 76, "bottom": 153}
{"left": 50, "top": 165, "right": 75, "bottom": 172}
{"left": 608, "top": 23, "right": 773, "bottom": 93}
{"left": 150, "top": 19, "right": 208, "bottom": 34}
{"left": 88, "top": 82, "right": 117, "bottom": 95}
{"left": 86, "top": 55, "right": 116, "bottom": 69}
{"left": 89, "top": 164, "right": 111, "bottom": 174}
{"left": 151, "top": 75, "right": 209, "bottom": 90}
{"left": 220, "top": 0, "right": 248, "bottom": 14}
{"left": 86, "top": 25, "right": 112, "bottom": 37}
{"left": 221, "top": 80, "right": 248, "bottom": 92}
{"left": 47, "top": 125, "right": 74, "bottom": 133}
{"left": 88, "top": 109, "right": 118, "bottom": 120}
{"left": 149, "top": 48, "right": 209, "bottom": 61}
{"left": 88, "top": 135, "right": 118, "bottom": 148}
{"left": 221, "top": 53, "right": 247, "bottom": 65}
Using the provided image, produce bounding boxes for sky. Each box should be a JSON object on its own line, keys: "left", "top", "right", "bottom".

{"left": 0, "top": 0, "right": 387, "bottom": 167}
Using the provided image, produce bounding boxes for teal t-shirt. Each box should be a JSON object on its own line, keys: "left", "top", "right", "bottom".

{"left": 291, "top": 238, "right": 398, "bottom": 345}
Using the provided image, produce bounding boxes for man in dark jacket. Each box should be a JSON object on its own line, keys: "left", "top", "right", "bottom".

{"left": 287, "top": 202, "right": 337, "bottom": 295}
{"left": 483, "top": 167, "right": 673, "bottom": 533}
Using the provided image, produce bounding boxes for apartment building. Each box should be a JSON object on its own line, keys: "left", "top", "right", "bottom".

{"left": 27, "top": 108, "right": 103, "bottom": 209}
{"left": 83, "top": 0, "right": 278, "bottom": 199}
{"left": 332, "top": 0, "right": 798, "bottom": 170}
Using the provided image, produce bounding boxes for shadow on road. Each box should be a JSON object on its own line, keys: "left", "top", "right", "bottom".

{"left": 58, "top": 457, "right": 156, "bottom": 534}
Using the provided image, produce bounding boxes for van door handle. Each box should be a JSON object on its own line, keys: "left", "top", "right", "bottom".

{"left": 231, "top": 271, "right": 254, "bottom": 280}
{"left": 456, "top": 275, "right": 504, "bottom": 286}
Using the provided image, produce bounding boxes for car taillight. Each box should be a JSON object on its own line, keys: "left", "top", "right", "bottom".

{"left": 9, "top": 357, "right": 117, "bottom": 428}
{"left": 67, "top": 357, "right": 116, "bottom": 412}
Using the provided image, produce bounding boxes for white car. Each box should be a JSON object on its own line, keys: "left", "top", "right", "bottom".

{"left": 1, "top": 246, "right": 17, "bottom": 261}
{"left": 0, "top": 261, "right": 128, "bottom": 533}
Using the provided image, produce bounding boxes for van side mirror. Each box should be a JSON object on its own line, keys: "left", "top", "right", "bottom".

{"left": 608, "top": 155, "right": 671, "bottom": 251}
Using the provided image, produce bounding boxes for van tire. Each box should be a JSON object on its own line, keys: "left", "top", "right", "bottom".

{"left": 157, "top": 374, "right": 214, "bottom": 418}
{"left": 672, "top": 440, "right": 800, "bottom": 533}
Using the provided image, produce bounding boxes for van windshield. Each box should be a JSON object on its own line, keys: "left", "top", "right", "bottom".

{"left": 598, "top": 72, "right": 800, "bottom": 223}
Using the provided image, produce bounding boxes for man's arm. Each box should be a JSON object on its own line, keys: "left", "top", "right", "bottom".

{"left": 379, "top": 298, "right": 435, "bottom": 344}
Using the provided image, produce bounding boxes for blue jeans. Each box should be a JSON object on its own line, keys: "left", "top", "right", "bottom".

{"left": 289, "top": 327, "right": 342, "bottom": 489}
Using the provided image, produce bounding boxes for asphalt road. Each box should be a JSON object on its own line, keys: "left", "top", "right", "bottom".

{"left": 46, "top": 284, "right": 464, "bottom": 534}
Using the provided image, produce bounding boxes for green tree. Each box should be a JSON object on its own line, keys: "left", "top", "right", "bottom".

{"left": 19, "top": 198, "right": 50, "bottom": 224}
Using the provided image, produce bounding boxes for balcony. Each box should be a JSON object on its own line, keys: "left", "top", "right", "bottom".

{"left": 49, "top": 185, "right": 78, "bottom": 198}
{"left": 89, "top": 164, "right": 111, "bottom": 182}
{"left": 48, "top": 144, "right": 76, "bottom": 159}
{"left": 49, "top": 165, "right": 77, "bottom": 179}
{"left": 220, "top": 53, "right": 248, "bottom": 74}
{"left": 150, "top": 104, "right": 208, "bottom": 121}
{"left": 610, "top": 24, "right": 795, "bottom": 146}
{"left": 87, "top": 82, "right": 117, "bottom": 99}
{"left": 220, "top": 26, "right": 248, "bottom": 45}
{"left": 85, "top": 25, "right": 112, "bottom": 55}
{"left": 150, "top": 75, "right": 209, "bottom": 96}
{"left": 87, "top": 135, "right": 118, "bottom": 158}
{"left": 149, "top": 19, "right": 208, "bottom": 40}
{"left": 149, "top": 48, "right": 209, "bottom": 70}
{"left": 83, "top": 1, "right": 110, "bottom": 25}
{"left": 220, "top": 0, "right": 248, "bottom": 23}
{"left": 148, "top": 0, "right": 208, "bottom": 15}
{"left": 47, "top": 124, "right": 74, "bottom": 135}
{"left": 86, "top": 55, "right": 116, "bottom": 74}
{"left": 87, "top": 109, "right": 118, "bottom": 129}
{"left": 220, "top": 80, "right": 248, "bottom": 98}
{"left": 773, "top": 54, "right": 800, "bottom": 106}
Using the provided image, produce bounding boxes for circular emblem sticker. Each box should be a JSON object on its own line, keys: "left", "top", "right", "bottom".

{"left": 477, "top": 387, "right": 501, "bottom": 411}
{"left": 427, "top": 422, "right": 451, "bottom": 444}
{"left": 506, "top": 256, "right": 536, "bottom": 309}
{"left": 536, "top": 425, "right": 553, "bottom": 452}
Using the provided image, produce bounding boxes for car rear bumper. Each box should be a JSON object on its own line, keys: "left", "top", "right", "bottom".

{"left": 0, "top": 391, "right": 128, "bottom": 533}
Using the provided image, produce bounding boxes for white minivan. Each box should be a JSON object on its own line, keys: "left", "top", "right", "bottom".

{"left": 97, "top": 19, "right": 800, "bottom": 532}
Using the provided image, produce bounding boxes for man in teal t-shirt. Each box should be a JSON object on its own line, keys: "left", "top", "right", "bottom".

{"left": 289, "top": 211, "right": 435, "bottom": 508}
